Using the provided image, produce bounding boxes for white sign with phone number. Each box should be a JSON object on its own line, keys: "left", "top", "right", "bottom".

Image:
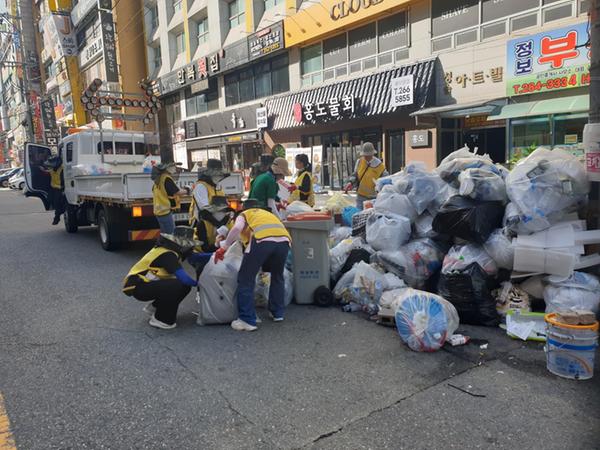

{"left": 390, "top": 74, "right": 414, "bottom": 107}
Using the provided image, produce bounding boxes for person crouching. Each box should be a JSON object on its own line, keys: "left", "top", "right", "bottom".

{"left": 122, "top": 226, "right": 201, "bottom": 330}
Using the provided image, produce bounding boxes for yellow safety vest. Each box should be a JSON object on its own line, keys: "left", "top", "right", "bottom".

{"left": 50, "top": 167, "right": 63, "bottom": 189}
{"left": 241, "top": 208, "right": 291, "bottom": 241}
{"left": 188, "top": 181, "right": 225, "bottom": 245}
{"left": 122, "top": 247, "right": 178, "bottom": 294}
{"left": 290, "top": 170, "right": 315, "bottom": 207}
{"left": 356, "top": 158, "right": 386, "bottom": 198}
{"left": 153, "top": 173, "right": 180, "bottom": 217}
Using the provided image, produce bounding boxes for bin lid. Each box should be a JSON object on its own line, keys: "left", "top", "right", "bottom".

{"left": 286, "top": 212, "right": 332, "bottom": 221}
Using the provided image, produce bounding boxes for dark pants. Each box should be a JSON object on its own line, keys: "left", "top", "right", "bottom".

{"left": 236, "top": 240, "right": 289, "bottom": 326}
{"left": 50, "top": 187, "right": 65, "bottom": 220}
{"left": 131, "top": 279, "right": 191, "bottom": 325}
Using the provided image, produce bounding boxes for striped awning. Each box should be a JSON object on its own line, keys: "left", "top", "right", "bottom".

{"left": 265, "top": 58, "right": 436, "bottom": 131}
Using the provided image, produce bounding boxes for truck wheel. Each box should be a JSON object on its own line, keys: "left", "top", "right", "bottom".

{"left": 64, "top": 205, "right": 78, "bottom": 234}
{"left": 97, "top": 208, "right": 123, "bottom": 251}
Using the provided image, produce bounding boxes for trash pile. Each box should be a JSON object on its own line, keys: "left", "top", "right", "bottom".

{"left": 328, "top": 146, "right": 600, "bottom": 354}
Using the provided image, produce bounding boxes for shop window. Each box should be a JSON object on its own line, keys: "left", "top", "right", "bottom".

{"left": 175, "top": 31, "right": 185, "bottom": 54}
{"left": 323, "top": 33, "right": 347, "bottom": 69}
{"left": 377, "top": 11, "right": 408, "bottom": 53}
{"left": 511, "top": 13, "right": 537, "bottom": 32}
{"left": 225, "top": 73, "right": 240, "bottom": 106}
{"left": 229, "top": 0, "right": 245, "bottom": 28}
{"left": 543, "top": 3, "right": 573, "bottom": 23}
{"left": 172, "top": 0, "right": 182, "bottom": 13}
{"left": 271, "top": 54, "right": 289, "bottom": 94}
{"left": 432, "top": 36, "right": 452, "bottom": 52}
{"left": 482, "top": 22, "right": 506, "bottom": 40}
{"left": 254, "top": 62, "right": 271, "bottom": 99}
{"left": 348, "top": 23, "right": 376, "bottom": 62}
{"left": 301, "top": 43, "right": 322, "bottom": 76}
{"left": 456, "top": 29, "right": 478, "bottom": 47}
{"left": 511, "top": 117, "right": 551, "bottom": 158}
{"left": 239, "top": 69, "right": 255, "bottom": 104}
{"left": 185, "top": 79, "right": 218, "bottom": 116}
{"left": 554, "top": 114, "right": 587, "bottom": 150}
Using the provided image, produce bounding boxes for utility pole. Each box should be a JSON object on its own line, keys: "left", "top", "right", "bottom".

{"left": 584, "top": 0, "right": 600, "bottom": 183}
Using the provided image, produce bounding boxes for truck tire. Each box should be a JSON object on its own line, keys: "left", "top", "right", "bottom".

{"left": 64, "top": 205, "right": 78, "bottom": 234}
{"left": 97, "top": 207, "right": 125, "bottom": 251}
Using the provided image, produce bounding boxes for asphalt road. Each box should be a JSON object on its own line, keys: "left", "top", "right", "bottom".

{"left": 0, "top": 189, "right": 599, "bottom": 450}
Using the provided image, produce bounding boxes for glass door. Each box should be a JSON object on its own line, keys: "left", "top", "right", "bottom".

{"left": 389, "top": 130, "right": 404, "bottom": 173}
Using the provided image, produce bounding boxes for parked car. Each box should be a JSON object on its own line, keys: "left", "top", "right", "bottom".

{"left": 9, "top": 169, "right": 25, "bottom": 190}
{"left": 0, "top": 168, "right": 20, "bottom": 187}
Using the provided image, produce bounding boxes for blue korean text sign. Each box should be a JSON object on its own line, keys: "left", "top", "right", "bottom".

{"left": 506, "top": 22, "right": 590, "bottom": 96}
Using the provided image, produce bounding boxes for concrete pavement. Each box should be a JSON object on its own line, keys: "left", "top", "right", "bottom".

{"left": 0, "top": 189, "right": 598, "bottom": 449}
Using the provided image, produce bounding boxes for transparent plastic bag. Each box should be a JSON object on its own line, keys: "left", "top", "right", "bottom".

{"left": 380, "top": 288, "right": 408, "bottom": 310}
{"left": 392, "top": 163, "right": 444, "bottom": 215}
{"left": 329, "top": 226, "right": 352, "bottom": 247}
{"left": 394, "top": 288, "right": 460, "bottom": 352}
{"left": 372, "top": 238, "right": 447, "bottom": 288}
{"left": 458, "top": 168, "right": 507, "bottom": 203}
{"left": 374, "top": 189, "right": 417, "bottom": 221}
{"left": 436, "top": 146, "right": 499, "bottom": 187}
{"left": 506, "top": 148, "right": 589, "bottom": 233}
{"left": 287, "top": 200, "right": 314, "bottom": 215}
{"left": 366, "top": 212, "right": 411, "bottom": 252}
{"left": 442, "top": 244, "right": 498, "bottom": 276}
{"left": 483, "top": 229, "right": 514, "bottom": 270}
{"left": 329, "top": 237, "right": 373, "bottom": 279}
{"left": 413, "top": 212, "right": 436, "bottom": 239}
{"left": 254, "top": 268, "right": 294, "bottom": 308}
{"left": 325, "top": 192, "right": 354, "bottom": 214}
{"left": 333, "top": 261, "right": 385, "bottom": 305}
{"left": 544, "top": 272, "right": 600, "bottom": 314}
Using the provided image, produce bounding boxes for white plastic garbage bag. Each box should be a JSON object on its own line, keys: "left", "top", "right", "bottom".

{"left": 458, "top": 168, "right": 507, "bottom": 203}
{"left": 286, "top": 200, "right": 314, "bottom": 215}
{"left": 329, "top": 237, "right": 373, "bottom": 279}
{"left": 333, "top": 261, "right": 385, "bottom": 305}
{"left": 366, "top": 212, "right": 411, "bottom": 251}
{"left": 374, "top": 190, "right": 417, "bottom": 221}
{"left": 436, "top": 146, "right": 499, "bottom": 187}
{"left": 544, "top": 271, "right": 600, "bottom": 314}
{"left": 394, "top": 288, "right": 460, "bottom": 352}
{"left": 392, "top": 163, "right": 445, "bottom": 215}
{"left": 442, "top": 244, "right": 498, "bottom": 276}
{"left": 483, "top": 229, "right": 515, "bottom": 270}
{"left": 254, "top": 269, "right": 294, "bottom": 308}
{"left": 413, "top": 212, "right": 436, "bottom": 239}
{"left": 197, "top": 242, "right": 243, "bottom": 325}
{"left": 506, "top": 148, "right": 589, "bottom": 233}
{"left": 330, "top": 226, "right": 352, "bottom": 247}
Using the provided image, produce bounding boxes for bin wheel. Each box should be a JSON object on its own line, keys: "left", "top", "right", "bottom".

{"left": 313, "top": 286, "right": 334, "bottom": 307}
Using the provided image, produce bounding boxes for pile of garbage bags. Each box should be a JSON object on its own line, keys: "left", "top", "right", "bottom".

{"left": 328, "top": 146, "right": 598, "bottom": 351}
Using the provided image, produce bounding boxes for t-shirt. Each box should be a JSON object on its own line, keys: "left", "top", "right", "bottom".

{"left": 248, "top": 171, "right": 278, "bottom": 209}
{"left": 164, "top": 177, "right": 180, "bottom": 208}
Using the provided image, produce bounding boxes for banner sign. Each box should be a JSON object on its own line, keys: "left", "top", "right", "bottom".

{"left": 100, "top": 10, "right": 119, "bottom": 83}
{"left": 506, "top": 22, "right": 590, "bottom": 96}
{"left": 390, "top": 74, "right": 413, "bottom": 107}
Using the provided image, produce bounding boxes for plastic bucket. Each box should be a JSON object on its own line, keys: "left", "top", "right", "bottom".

{"left": 544, "top": 313, "right": 599, "bottom": 380}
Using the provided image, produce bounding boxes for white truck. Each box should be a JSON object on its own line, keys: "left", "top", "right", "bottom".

{"left": 24, "top": 129, "right": 243, "bottom": 250}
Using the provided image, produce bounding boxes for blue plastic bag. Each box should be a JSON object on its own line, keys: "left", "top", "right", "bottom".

{"left": 342, "top": 206, "right": 360, "bottom": 227}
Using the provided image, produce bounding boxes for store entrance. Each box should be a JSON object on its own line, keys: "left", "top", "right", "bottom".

{"left": 463, "top": 127, "right": 506, "bottom": 164}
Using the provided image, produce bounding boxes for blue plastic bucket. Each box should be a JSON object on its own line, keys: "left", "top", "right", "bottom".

{"left": 544, "top": 313, "right": 598, "bottom": 380}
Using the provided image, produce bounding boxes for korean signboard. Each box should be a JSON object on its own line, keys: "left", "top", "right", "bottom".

{"left": 407, "top": 130, "right": 431, "bottom": 148}
{"left": 159, "top": 52, "right": 222, "bottom": 95}
{"left": 100, "top": 10, "right": 119, "bottom": 83}
{"left": 43, "top": 14, "right": 77, "bottom": 60}
{"left": 293, "top": 95, "right": 356, "bottom": 124}
{"left": 79, "top": 35, "right": 103, "bottom": 68}
{"left": 390, "top": 75, "right": 413, "bottom": 107}
{"left": 506, "top": 22, "right": 590, "bottom": 96}
{"left": 40, "top": 97, "right": 58, "bottom": 131}
{"left": 249, "top": 22, "right": 284, "bottom": 61}
{"left": 256, "top": 107, "right": 268, "bottom": 129}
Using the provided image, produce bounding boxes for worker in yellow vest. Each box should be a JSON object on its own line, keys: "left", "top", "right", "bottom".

{"left": 152, "top": 162, "right": 190, "bottom": 234}
{"left": 344, "top": 142, "right": 388, "bottom": 209}
{"left": 288, "top": 153, "right": 315, "bottom": 207}
{"left": 122, "top": 226, "right": 206, "bottom": 330}
{"left": 41, "top": 156, "right": 65, "bottom": 225}
{"left": 215, "top": 199, "right": 291, "bottom": 332}
{"left": 189, "top": 159, "right": 230, "bottom": 250}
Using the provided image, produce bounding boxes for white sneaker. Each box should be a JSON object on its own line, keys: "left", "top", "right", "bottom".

{"left": 143, "top": 303, "right": 156, "bottom": 315}
{"left": 231, "top": 319, "right": 257, "bottom": 332}
{"left": 149, "top": 314, "right": 176, "bottom": 330}
{"left": 269, "top": 312, "right": 284, "bottom": 322}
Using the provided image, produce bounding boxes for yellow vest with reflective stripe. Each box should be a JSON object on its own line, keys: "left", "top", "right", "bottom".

{"left": 291, "top": 171, "right": 315, "bottom": 207}
{"left": 122, "top": 247, "right": 178, "bottom": 293}
{"left": 153, "top": 173, "right": 180, "bottom": 217}
{"left": 188, "top": 181, "right": 224, "bottom": 246}
{"left": 356, "top": 158, "right": 385, "bottom": 198}
{"left": 241, "top": 208, "right": 291, "bottom": 241}
{"left": 50, "top": 167, "right": 63, "bottom": 189}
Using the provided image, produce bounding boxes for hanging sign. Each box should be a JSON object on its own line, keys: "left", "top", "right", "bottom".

{"left": 293, "top": 95, "right": 356, "bottom": 124}
{"left": 390, "top": 74, "right": 413, "bottom": 107}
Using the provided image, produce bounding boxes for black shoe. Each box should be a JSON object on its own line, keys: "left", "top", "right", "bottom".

{"left": 52, "top": 217, "right": 60, "bottom": 225}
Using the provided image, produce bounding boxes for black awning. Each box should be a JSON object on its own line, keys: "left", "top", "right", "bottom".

{"left": 265, "top": 58, "right": 436, "bottom": 131}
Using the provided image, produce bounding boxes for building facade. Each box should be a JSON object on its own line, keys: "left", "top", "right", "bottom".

{"left": 144, "top": 0, "right": 590, "bottom": 188}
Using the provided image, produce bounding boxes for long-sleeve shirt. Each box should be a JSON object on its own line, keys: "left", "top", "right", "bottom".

{"left": 223, "top": 214, "right": 289, "bottom": 253}
{"left": 192, "top": 183, "right": 209, "bottom": 221}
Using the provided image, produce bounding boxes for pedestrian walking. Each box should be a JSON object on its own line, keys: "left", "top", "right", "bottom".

{"left": 344, "top": 142, "right": 388, "bottom": 209}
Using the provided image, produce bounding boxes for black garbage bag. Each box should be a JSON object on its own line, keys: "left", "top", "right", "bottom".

{"left": 437, "top": 262, "right": 500, "bottom": 326}
{"left": 432, "top": 196, "right": 504, "bottom": 244}
{"left": 335, "top": 248, "right": 372, "bottom": 283}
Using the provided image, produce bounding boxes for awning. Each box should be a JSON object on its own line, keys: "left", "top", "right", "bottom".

{"left": 410, "top": 99, "right": 506, "bottom": 118}
{"left": 264, "top": 59, "right": 436, "bottom": 130}
{"left": 488, "top": 94, "right": 589, "bottom": 120}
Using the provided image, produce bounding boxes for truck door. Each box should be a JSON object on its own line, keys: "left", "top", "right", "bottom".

{"left": 24, "top": 143, "right": 53, "bottom": 210}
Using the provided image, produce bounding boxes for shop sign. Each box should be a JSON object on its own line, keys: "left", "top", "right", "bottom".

{"left": 249, "top": 22, "right": 283, "bottom": 60}
{"left": 59, "top": 80, "right": 71, "bottom": 97}
{"left": 293, "top": 95, "right": 356, "bottom": 123}
{"left": 190, "top": 79, "right": 209, "bottom": 94}
{"left": 431, "top": 0, "right": 479, "bottom": 37}
{"left": 390, "top": 74, "right": 413, "bottom": 107}
{"left": 564, "top": 134, "right": 578, "bottom": 145}
{"left": 464, "top": 115, "right": 504, "bottom": 129}
{"left": 407, "top": 130, "right": 431, "bottom": 148}
{"left": 256, "top": 107, "right": 268, "bottom": 129}
{"left": 185, "top": 120, "right": 198, "bottom": 139}
{"left": 330, "top": 0, "right": 385, "bottom": 21}
{"left": 44, "top": 129, "right": 61, "bottom": 147}
{"left": 174, "top": 142, "right": 188, "bottom": 170}
{"left": 444, "top": 67, "right": 503, "bottom": 93}
{"left": 71, "top": 0, "right": 96, "bottom": 27}
{"left": 40, "top": 97, "right": 58, "bottom": 131}
{"left": 507, "top": 22, "right": 590, "bottom": 97}
{"left": 79, "top": 35, "right": 103, "bottom": 68}
{"left": 160, "top": 52, "right": 221, "bottom": 95}
{"left": 43, "top": 14, "right": 77, "bottom": 59}
{"left": 100, "top": 10, "right": 119, "bottom": 83}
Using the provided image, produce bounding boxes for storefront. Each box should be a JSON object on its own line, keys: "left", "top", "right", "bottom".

{"left": 184, "top": 103, "right": 264, "bottom": 172}
{"left": 264, "top": 60, "right": 436, "bottom": 189}
{"left": 487, "top": 21, "right": 590, "bottom": 160}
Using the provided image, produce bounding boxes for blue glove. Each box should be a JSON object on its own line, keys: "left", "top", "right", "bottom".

{"left": 175, "top": 268, "right": 197, "bottom": 287}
